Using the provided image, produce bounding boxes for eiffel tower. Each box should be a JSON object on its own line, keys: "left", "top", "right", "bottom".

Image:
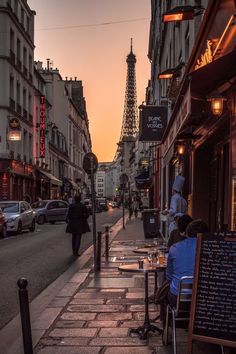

{"left": 115, "top": 39, "right": 138, "bottom": 160}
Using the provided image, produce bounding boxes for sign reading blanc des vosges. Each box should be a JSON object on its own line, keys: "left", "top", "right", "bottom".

{"left": 139, "top": 105, "right": 168, "bottom": 142}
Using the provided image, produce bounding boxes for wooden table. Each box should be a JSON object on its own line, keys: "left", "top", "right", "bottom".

{"left": 118, "top": 262, "right": 166, "bottom": 340}
{"left": 133, "top": 246, "right": 168, "bottom": 254}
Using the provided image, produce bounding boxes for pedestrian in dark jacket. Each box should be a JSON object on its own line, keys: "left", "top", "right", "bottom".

{"left": 66, "top": 194, "right": 90, "bottom": 256}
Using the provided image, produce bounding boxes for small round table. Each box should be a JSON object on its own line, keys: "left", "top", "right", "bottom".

{"left": 118, "top": 262, "right": 166, "bottom": 340}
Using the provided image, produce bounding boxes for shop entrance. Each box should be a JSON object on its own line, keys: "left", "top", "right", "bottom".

{"left": 193, "top": 133, "right": 230, "bottom": 232}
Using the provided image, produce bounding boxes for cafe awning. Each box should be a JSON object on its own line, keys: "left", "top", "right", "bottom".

{"left": 189, "top": 49, "right": 236, "bottom": 98}
{"left": 39, "top": 169, "right": 62, "bottom": 186}
{"left": 63, "top": 177, "right": 79, "bottom": 190}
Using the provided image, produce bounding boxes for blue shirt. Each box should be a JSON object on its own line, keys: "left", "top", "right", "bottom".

{"left": 166, "top": 237, "right": 197, "bottom": 295}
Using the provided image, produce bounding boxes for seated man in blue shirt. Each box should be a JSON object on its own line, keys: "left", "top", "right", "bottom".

{"left": 166, "top": 219, "right": 208, "bottom": 307}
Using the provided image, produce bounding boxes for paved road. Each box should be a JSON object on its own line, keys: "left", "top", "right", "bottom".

{"left": 0, "top": 207, "right": 122, "bottom": 329}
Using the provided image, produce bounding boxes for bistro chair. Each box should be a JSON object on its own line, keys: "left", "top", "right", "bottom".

{"left": 162, "top": 275, "right": 193, "bottom": 354}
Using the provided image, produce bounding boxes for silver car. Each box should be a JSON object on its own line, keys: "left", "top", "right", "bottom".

{"left": 31, "top": 200, "right": 69, "bottom": 225}
{"left": 0, "top": 201, "right": 36, "bottom": 234}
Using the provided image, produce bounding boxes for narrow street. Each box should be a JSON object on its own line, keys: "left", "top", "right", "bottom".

{"left": 0, "top": 208, "right": 122, "bottom": 330}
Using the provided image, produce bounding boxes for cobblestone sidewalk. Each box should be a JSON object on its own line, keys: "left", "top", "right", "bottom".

{"left": 34, "top": 217, "right": 221, "bottom": 354}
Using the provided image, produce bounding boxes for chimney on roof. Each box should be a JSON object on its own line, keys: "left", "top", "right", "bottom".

{"left": 75, "top": 77, "right": 77, "bottom": 81}
{"left": 46, "top": 58, "right": 50, "bottom": 71}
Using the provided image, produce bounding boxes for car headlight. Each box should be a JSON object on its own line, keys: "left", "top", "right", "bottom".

{"left": 7, "top": 217, "right": 18, "bottom": 223}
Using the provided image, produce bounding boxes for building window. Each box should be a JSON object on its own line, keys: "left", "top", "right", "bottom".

{"left": 14, "top": 0, "right": 18, "bottom": 16}
{"left": 23, "top": 47, "right": 27, "bottom": 66}
{"left": 10, "top": 29, "right": 14, "bottom": 52}
{"left": 29, "top": 134, "right": 32, "bottom": 159}
{"left": 23, "top": 88, "right": 26, "bottom": 109}
{"left": 10, "top": 76, "right": 14, "bottom": 98}
{"left": 21, "top": 6, "right": 24, "bottom": 26}
{"left": 16, "top": 82, "right": 20, "bottom": 104}
{"left": 28, "top": 94, "right": 32, "bottom": 121}
{"left": 17, "top": 38, "right": 20, "bottom": 59}
{"left": 26, "top": 16, "right": 30, "bottom": 33}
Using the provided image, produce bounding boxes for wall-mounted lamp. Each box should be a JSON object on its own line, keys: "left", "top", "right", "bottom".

{"left": 176, "top": 142, "right": 185, "bottom": 155}
{"left": 207, "top": 91, "right": 227, "bottom": 117}
{"left": 158, "top": 62, "right": 185, "bottom": 80}
{"left": 7, "top": 118, "right": 21, "bottom": 141}
{"left": 162, "top": 5, "right": 205, "bottom": 23}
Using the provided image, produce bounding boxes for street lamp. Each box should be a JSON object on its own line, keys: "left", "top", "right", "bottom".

{"left": 162, "top": 5, "right": 205, "bottom": 23}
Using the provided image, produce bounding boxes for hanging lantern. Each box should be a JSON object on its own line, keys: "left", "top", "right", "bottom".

{"left": 177, "top": 142, "right": 185, "bottom": 155}
{"left": 207, "top": 91, "right": 227, "bottom": 116}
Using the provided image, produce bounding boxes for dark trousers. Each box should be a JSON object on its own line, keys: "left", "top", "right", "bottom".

{"left": 160, "top": 291, "right": 177, "bottom": 322}
{"left": 72, "top": 233, "right": 82, "bottom": 254}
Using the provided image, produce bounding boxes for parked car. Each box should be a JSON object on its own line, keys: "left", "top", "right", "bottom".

{"left": 0, "top": 208, "right": 7, "bottom": 238}
{"left": 108, "top": 201, "right": 118, "bottom": 208}
{"left": 31, "top": 200, "right": 69, "bottom": 224}
{"left": 96, "top": 198, "right": 108, "bottom": 211}
{"left": 0, "top": 201, "right": 35, "bottom": 234}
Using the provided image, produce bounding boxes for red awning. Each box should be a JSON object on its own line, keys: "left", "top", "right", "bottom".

{"left": 188, "top": 49, "right": 236, "bottom": 98}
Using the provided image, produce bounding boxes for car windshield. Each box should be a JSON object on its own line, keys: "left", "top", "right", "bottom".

{"left": 31, "top": 201, "right": 48, "bottom": 209}
{"left": 0, "top": 202, "right": 19, "bottom": 213}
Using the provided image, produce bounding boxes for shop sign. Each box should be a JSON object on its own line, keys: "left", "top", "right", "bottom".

{"left": 194, "top": 39, "right": 214, "bottom": 71}
{"left": 39, "top": 96, "right": 46, "bottom": 157}
{"left": 139, "top": 105, "right": 167, "bottom": 142}
{"left": 1, "top": 172, "right": 9, "bottom": 200}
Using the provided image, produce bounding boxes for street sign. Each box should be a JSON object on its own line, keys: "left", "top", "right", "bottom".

{"left": 83, "top": 152, "right": 98, "bottom": 174}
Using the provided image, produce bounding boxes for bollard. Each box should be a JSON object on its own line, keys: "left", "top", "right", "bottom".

{"left": 105, "top": 226, "right": 109, "bottom": 260}
{"left": 17, "top": 278, "right": 33, "bottom": 354}
{"left": 96, "top": 231, "right": 102, "bottom": 272}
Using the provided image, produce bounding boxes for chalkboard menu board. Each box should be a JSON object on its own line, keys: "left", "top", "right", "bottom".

{"left": 188, "top": 233, "right": 236, "bottom": 353}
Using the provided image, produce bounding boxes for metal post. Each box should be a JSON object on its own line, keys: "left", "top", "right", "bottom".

{"left": 90, "top": 157, "right": 97, "bottom": 271}
{"left": 17, "top": 278, "right": 33, "bottom": 354}
{"left": 122, "top": 187, "right": 125, "bottom": 229}
{"left": 105, "top": 226, "right": 109, "bottom": 259}
{"left": 96, "top": 231, "right": 102, "bottom": 271}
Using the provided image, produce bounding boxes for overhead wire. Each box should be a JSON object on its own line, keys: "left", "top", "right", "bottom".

{"left": 36, "top": 17, "right": 149, "bottom": 31}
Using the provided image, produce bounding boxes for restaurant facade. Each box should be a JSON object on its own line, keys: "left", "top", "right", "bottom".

{"left": 148, "top": 0, "right": 236, "bottom": 233}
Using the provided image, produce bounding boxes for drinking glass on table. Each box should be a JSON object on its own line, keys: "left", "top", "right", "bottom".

{"left": 159, "top": 251, "right": 166, "bottom": 266}
{"left": 147, "top": 251, "right": 156, "bottom": 266}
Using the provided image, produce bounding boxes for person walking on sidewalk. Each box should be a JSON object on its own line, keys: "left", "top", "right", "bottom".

{"left": 66, "top": 194, "right": 90, "bottom": 256}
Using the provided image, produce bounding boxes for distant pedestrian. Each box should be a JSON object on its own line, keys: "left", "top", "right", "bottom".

{"left": 66, "top": 194, "right": 90, "bottom": 257}
{"left": 68, "top": 195, "right": 73, "bottom": 204}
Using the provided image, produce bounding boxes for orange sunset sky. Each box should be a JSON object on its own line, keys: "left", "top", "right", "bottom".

{"left": 27, "top": 0, "right": 151, "bottom": 162}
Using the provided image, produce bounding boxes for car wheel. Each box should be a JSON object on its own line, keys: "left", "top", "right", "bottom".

{"left": 0, "top": 224, "right": 7, "bottom": 239}
{"left": 29, "top": 219, "right": 36, "bottom": 232}
{"left": 37, "top": 214, "right": 45, "bottom": 225}
{"left": 17, "top": 220, "right": 23, "bottom": 234}
{"left": 49, "top": 221, "right": 55, "bottom": 224}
